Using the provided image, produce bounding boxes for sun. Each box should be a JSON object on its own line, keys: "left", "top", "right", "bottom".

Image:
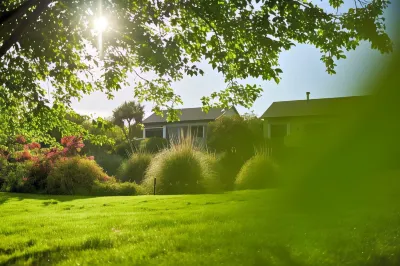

{"left": 94, "top": 16, "right": 108, "bottom": 33}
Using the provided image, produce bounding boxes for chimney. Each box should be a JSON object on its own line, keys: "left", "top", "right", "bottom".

{"left": 306, "top": 92, "right": 310, "bottom": 101}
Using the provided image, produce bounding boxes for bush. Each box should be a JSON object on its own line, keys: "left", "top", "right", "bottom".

{"left": 142, "top": 139, "right": 221, "bottom": 195}
{"left": 47, "top": 157, "right": 109, "bottom": 195}
{"left": 0, "top": 161, "right": 35, "bottom": 193}
{"left": 235, "top": 154, "right": 279, "bottom": 190}
{"left": 216, "top": 151, "right": 248, "bottom": 191}
{"left": 138, "top": 137, "right": 167, "bottom": 153}
{"left": 114, "top": 141, "right": 132, "bottom": 158}
{"left": 92, "top": 152, "right": 124, "bottom": 176}
{"left": 207, "top": 115, "right": 263, "bottom": 157}
{"left": 91, "top": 180, "right": 139, "bottom": 196}
{"left": 116, "top": 152, "right": 152, "bottom": 183}
{"left": 0, "top": 155, "right": 8, "bottom": 187}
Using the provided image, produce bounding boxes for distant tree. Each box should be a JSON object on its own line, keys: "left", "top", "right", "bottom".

{"left": 207, "top": 115, "right": 263, "bottom": 156}
{"left": 208, "top": 115, "right": 264, "bottom": 189}
{"left": 112, "top": 101, "right": 144, "bottom": 153}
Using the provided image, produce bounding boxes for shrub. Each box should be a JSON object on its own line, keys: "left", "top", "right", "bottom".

{"left": 91, "top": 152, "right": 124, "bottom": 176}
{"left": 91, "top": 180, "right": 139, "bottom": 196}
{"left": 0, "top": 156, "right": 7, "bottom": 188}
{"left": 142, "top": 139, "right": 220, "bottom": 195}
{"left": 28, "top": 157, "right": 50, "bottom": 192}
{"left": 0, "top": 161, "right": 35, "bottom": 193}
{"left": 215, "top": 151, "right": 248, "bottom": 191}
{"left": 138, "top": 137, "right": 167, "bottom": 153}
{"left": 116, "top": 152, "right": 152, "bottom": 183}
{"left": 60, "top": 136, "right": 85, "bottom": 156}
{"left": 15, "top": 135, "right": 27, "bottom": 144}
{"left": 115, "top": 141, "right": 132, "bottom": 158}
{"left": 235, "top": 154, "right": 279, "bottom": 190}
{"left": 207, "top": 115, "right": 263, "bottom": 157}
{"left": 47, "top": 157, "right": 108, "bottom": 195}
{"left": 0, "top": 155, "right": 7, "bottom": 170}
{"left": 27, "top": 142, "right": 41, "bottom": 150}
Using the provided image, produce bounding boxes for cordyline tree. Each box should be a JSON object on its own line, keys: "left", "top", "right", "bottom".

{"left": 112, "top": 101, "right": 144, "bottom": 153}
{"left": 0, "top": 0, "right": 393, "bottom": 143}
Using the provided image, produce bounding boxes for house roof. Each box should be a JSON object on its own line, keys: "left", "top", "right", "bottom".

{"left": 261, "top": 95, "right": 369, "bottom": 118}
{"left": 143, "top": 107, "right": 236, "bottom": 125}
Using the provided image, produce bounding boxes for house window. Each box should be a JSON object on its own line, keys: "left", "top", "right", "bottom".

{"left": 167, "top": 127, "right": 179, "bottom": 140}
{"left": 180, "top": 126, "right": 189, "bottom": 138}
{"left": 270, "top": 124, "right": 287, "bottom": 138}
{"left": 191, "top": 126, "right": 204, "bottom": 138}
{"left": 166, "top": 126, "right": 189, "bottom": 140}
{"left": 145, "top": 128, "right": 163, "bottom": 138}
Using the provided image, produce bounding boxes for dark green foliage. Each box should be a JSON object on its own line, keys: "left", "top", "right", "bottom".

{"left": 0, "top": 0, "right": 392, "bottom": 142}
{"left": 142, "top": 141, "right": 220, "bottom": 195}
{"left": 0, "top": 161, "right": 35, "bottom": 193}
{"left": 91, "top": 181, "right": 139, "bottom": 196}
{"left": 215, "top": 152, "right": 248, "bottom": 191}
{"left": 0, "top": 156, "right": 7, "bottom": 188}
{"left": 207, "top": 115, "right": 263, "bottom": 157}
{"left": 92, "top": 152, "right": 124, "bottom": 176}
{"left": 235, "top": 154, "right": 279, "bottom": 190}
{"left": 114, "top": 141, "right": 132, "bottom": 158}
{"left": 47, "top": 157, "right": 108, "bottom": 195}
{"left": 208, "top": 115, "right": 264, "bottom": 185}
{"left": 139, "top": 138, "right": 168, "bottom": 153}
{"left": 116, "top": 153, "right": 152, "bottom": 183}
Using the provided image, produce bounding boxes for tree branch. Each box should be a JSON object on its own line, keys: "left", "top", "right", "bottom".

{"left": 0, "top": 0, "right": 51, "bottom": 59}
{"left": 133, "top": 69, "right": 150, "bottom": 83}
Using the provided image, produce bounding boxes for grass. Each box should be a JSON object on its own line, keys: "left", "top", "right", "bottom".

{"left": 0, "top": 190, "right": 399, "bottom": 265}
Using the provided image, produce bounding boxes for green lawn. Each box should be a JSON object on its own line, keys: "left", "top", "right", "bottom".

{"left": 0, "top": 190, "right": 399, "bottom": 266}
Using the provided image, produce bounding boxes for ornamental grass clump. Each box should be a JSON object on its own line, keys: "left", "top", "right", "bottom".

{"left": 142, "top": 137, "right": 221, "bottom": 195}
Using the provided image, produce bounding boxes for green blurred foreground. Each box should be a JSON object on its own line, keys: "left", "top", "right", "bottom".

{"left": 1, "top": 189, "right": 399, "bottom": 266}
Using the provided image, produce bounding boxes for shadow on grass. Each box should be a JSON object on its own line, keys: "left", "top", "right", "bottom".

{"left": 0, "top": 249, "right": 54, "bottom": 266}
{"left": 3, "top": 243, "right": 399, "bottom": 266}
{"left": 0, "top": 237, "right": 115, "bottom": 266}
{"left": 252, "top": 245, "right": 307, "bottom": 266}
{"left": 0, "top": 192, "right": 97, "bottom": 206}
{"left": 0, "top": 196, "right": 7, "bottom": 205}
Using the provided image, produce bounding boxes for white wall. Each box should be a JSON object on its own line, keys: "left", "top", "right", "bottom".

{"left": 145, "top": 122, "right": 208, "bottom": 140}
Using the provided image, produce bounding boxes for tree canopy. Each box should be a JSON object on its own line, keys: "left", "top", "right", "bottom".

{"left": 0, "top": 0, "right": 393, "bottom": 143}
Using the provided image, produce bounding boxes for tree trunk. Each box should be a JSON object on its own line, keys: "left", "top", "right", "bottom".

{"left": 121, "top": 125, "right": 134, "bottom": 155}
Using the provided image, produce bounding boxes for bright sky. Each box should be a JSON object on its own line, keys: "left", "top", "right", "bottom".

{"left": 71, "top": 1, "right": 399, "bottom": 119}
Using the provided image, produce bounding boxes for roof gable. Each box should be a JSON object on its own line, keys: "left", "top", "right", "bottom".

{"left": 261, "top": 96, "right": 369, "bottom": 118}
{"left": 143, "top": 107, "right": 236, "bottom": 124}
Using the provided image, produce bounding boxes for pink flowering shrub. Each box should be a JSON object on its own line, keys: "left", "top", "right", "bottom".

{"left": 1, "top": 135, "right": 97, "bottom": 194}
{"left": 28, "top": 142, "right": 41, "bottom": 150}
{"left": 15, "top": 135, "right": 26, "bottom": 144}
{"left": 14, "top": 150, "right": 32, "bottom": 162}
{"left": 60, "top": 136, "right": 85, "bottom": 156}
{"left": 0, "top": 135, "right": 136, "bottom": 196}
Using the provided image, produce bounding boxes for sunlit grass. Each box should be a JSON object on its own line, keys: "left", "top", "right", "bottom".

{"left": 0, "top": 190, "right": 399, "bottom": 265}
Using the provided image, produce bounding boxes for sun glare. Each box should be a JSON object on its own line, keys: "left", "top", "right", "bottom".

{"left": 94, "top": 16, "right": 108, "bottom": 33}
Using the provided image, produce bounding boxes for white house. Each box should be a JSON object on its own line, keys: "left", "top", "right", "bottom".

{"left": 142, "top": 107, "right": 238, "bottom": 140}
